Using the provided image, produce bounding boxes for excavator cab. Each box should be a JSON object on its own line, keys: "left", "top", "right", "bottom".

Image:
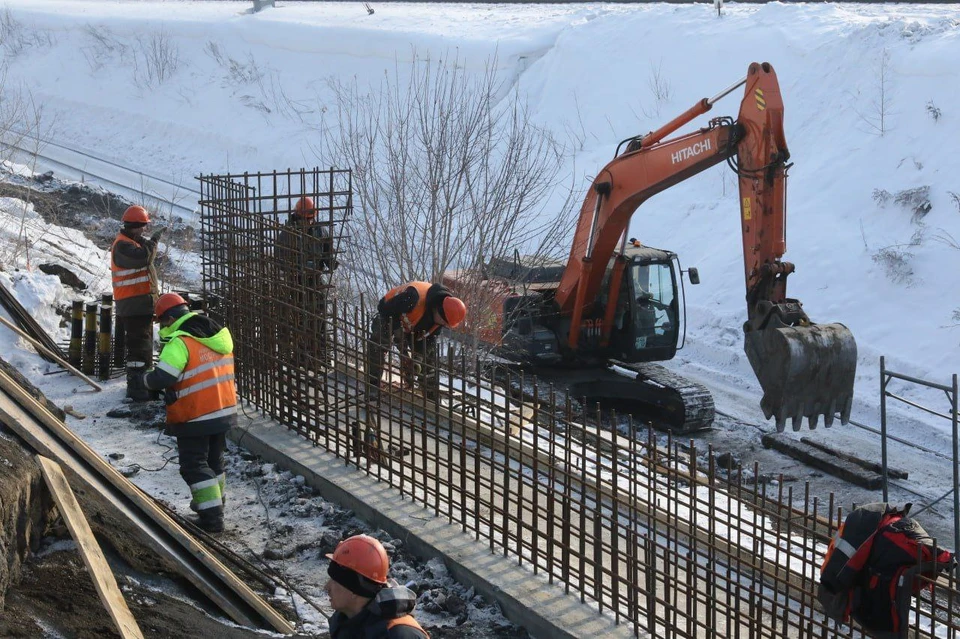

{"left": 599, "top": 245, "right": 686, "bottom": 363}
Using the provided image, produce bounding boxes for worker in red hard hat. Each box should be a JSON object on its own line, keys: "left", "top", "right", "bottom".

{"left": 325, "top": 534, "right": 428, "bottom": 638}
{"left": 274, "top": 196, "right": 339, "bottom": 409}
{"left": 111, "top": 205, "right": 163, "bottom": 401}
{"left": 366, "top": 282, "right": 465, "bottom": 401}
{"left": 141, "top": 293, "right": 237, "bottom": 533}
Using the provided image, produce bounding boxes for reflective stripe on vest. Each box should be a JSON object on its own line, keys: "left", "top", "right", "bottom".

{"left": 385, "top": 615, "right": 429, "bottom": 638}
{"left": 111, "top": 234, "right": 152, "bottom": 300}
{"left": 383, "top": 281, "right": 438, "bottom": 336}
{"left": 167, "top": 337, "right": 237, "bottom": 424}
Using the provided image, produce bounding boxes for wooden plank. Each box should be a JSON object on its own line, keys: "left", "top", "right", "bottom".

{"left": 0, "top": 278, "right": 65, "bottom": 362}
{"left": 762, "top": 434, "right": 884, "bottom": 489}
{"left": 0, "top": 369, "right": 294, "bottom": 634}
{"left": 36, "top": 455, "right": 145, "bottom": 639}
{"left": 0, "top": 315, "right": 102, "bottom": 391}
{"left": 800, "top": 436, "right": 908, "bottom": 479}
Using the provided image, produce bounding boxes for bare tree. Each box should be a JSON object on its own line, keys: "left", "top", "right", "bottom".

{"left": 316, "top": 51, "right": 576, "bottom": 298}
{"left": 132, "top": 29, "right": 181, "bottom": 89}
{"left": 852, "top": 48, "right": 894, "bottom": 136}
{"left": 0, "top": 65, "right": 51, "bottom": 269}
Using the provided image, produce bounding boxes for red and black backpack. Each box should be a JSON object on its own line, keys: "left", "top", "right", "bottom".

{"left": 818, "top": 503, "right": 955, "bottom": 638}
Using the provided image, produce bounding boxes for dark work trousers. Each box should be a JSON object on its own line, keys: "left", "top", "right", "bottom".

{"left": 120, "top": 314, "right": 154, "bottom": 370}
{"left": 365, "top": 315, "right": 438, "bottom": 397}
{"left": 121, "top": 314, "right": 154, "bottom": 400}
{"left": 177, "top": 432, "right": 227, "bottom": 515}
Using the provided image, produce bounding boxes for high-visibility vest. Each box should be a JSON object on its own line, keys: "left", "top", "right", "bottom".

{"left": 110, "top": 234, "right": 152, "bottom": 300}
{"left": 382, "top": 281, "right": 439, "bottom": 336}
{"left": 385, "top": 615, "right": 429, "bottom": 638}
{"left": 166, "top": 337, "right": 237, "bottom": 425}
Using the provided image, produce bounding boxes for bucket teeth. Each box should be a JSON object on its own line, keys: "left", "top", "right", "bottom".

{"left": 744, "top": 321, "right": 857, "bottom": 433}
{"left": 823, "top": 405, "right": 836, "bottom": 428}
{"left": 791, "top": 406, "right": 804, "bottom": 432}
{"left": 840, "top": 395, "right": 853, "bottom": 424}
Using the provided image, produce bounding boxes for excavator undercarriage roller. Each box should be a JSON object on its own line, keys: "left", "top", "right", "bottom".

{"left": 744, "top": 321, "right": 857, "bottom": 432}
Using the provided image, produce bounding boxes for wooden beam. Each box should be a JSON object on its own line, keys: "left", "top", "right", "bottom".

{"left": 0, "top": 369, "right": 294, "bottom": 634}
{"left": 0, "top": 315, "right": 102, "bottom": 391}
{"left": 37, "top": 455, "right": 145, "bottom": 639}
{"left": 762, "top": 434, "right": 883, "bottom": 489}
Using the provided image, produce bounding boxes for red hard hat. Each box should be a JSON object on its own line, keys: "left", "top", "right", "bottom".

{"left": 122, "top": 205, "right": 150, "bottom": 224}
{"left": 325, "top": 534, "right": 389, "bottom": 585}
{"left": 155, "top": 292, "right": 188, "bottom": 319}
{"left": 294, "top": 197, "right": 316, "bottom": 219}
{"left": 440, "top": 296, "right": 466, "bottom": 328}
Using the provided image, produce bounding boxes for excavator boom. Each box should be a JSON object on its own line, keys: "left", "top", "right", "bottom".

{"left": 557, "top": 62, "right": 857, "bottom": 431}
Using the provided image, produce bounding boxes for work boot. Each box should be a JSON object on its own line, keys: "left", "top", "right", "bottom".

{"left": 125, "top": 367, "right": 151, "bottom": 402}
{"left": 188, "top": 507, "right": 224, "bottom": 534}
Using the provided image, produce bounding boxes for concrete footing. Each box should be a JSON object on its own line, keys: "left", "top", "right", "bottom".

{"left": 229, "top": 413, "right": 641, "bottom": 639}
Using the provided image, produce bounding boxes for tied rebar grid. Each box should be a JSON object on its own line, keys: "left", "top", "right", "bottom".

{"left": 199, "top": 169, "right": 960, "bottom": 638}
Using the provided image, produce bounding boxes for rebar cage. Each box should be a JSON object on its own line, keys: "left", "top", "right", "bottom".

{"left": 198, "top": 168, "right": 960, "bottom": 638}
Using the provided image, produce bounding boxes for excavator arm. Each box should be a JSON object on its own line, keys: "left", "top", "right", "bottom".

{"left": 556, "top": 62, "right": 856, "bottom": 431}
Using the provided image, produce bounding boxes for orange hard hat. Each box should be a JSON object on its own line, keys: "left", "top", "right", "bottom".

{"left": 122, "top": 205, "right": 150, "bottom": 224}
{"left": 294, "top": 197, "right": 316, "bottom": 219}
{"left": 155, "top": 292, "right": 188, "bottom": 320}
{"left": 440, "top": 296, "right": 466, "bottom": 328}
{"left": 325, "top": 534, "right": 389, "bottom": 585}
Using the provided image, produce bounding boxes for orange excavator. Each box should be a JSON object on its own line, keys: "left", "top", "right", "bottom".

{"left": 445, "top": 62, "right": 857, "bottom": 433}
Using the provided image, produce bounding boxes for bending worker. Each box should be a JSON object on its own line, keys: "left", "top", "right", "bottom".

{"left": 110, "top": 205, "right": 162, "bottom": 401}
{"left": 325, "top": 534, "right": 429, "bottom": 639}
{"left": 366, "top": 281, "right": 465, "bottom": 399}
{"left": 142, "top": 293, "right": 237, "bottom": 534}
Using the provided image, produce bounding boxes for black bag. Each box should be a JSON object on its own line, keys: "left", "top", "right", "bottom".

{"left": 818, "top": 503, "right": 955, "bottom": 638}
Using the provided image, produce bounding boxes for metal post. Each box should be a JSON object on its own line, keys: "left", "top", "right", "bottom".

{"left": 98, "top": 294, "right": 113, "bottom": 381}
{"left": 880, "top": 355, "right": 889, "bottom": 502}
{"left": 952, "top": 372, "right": 959, "bottom": 577}
{"left": 82, "top": 303, "right": 97, "bottom": 376}
{"left": 68, "top": 300, "right": 83, "bottom": 367}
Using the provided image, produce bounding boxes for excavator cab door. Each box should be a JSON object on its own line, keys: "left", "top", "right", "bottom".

{"left": 612, "top": 258, "right": 681, "bottom": 363}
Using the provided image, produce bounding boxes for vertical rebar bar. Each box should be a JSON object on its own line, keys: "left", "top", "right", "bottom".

{"left": 952, "top": 373, "right": 959, "bottom": 581}
{"left": 68, "top": 300, "right": 83, "bottom": 367}
{"left": 880, "top": 355, "right": 889, "bottom": 502}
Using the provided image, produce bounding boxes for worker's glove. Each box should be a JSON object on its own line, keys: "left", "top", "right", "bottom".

{"left": 399, "top": 357, "right": 419, "bottom": 388}
{"left": 150, "top": 227, "right": 166, "bottom": 243}
{"left": 163, "top": 388, "right": 178, "bottom": 406}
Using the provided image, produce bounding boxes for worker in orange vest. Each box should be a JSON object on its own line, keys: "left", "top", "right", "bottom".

{"left": 142, "top": 293, "right": 237, "bottom": 533}
{"left": 366, "top": 282, "right": 465, "bottom": 400}
{"left": 110, "top": 205, "right": 162, "bottom": 401}
{"left": 325, "top": 534, "right": 429, "bottom": 639}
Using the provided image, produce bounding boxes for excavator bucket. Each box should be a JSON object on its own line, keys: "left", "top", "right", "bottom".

{"left": 744, "top": 322, "right": 857, "bottom": 432}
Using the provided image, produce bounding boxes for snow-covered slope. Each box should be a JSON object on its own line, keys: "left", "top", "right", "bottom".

{"left": 2, "top": 1, "right": 958, "bottom": 439}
